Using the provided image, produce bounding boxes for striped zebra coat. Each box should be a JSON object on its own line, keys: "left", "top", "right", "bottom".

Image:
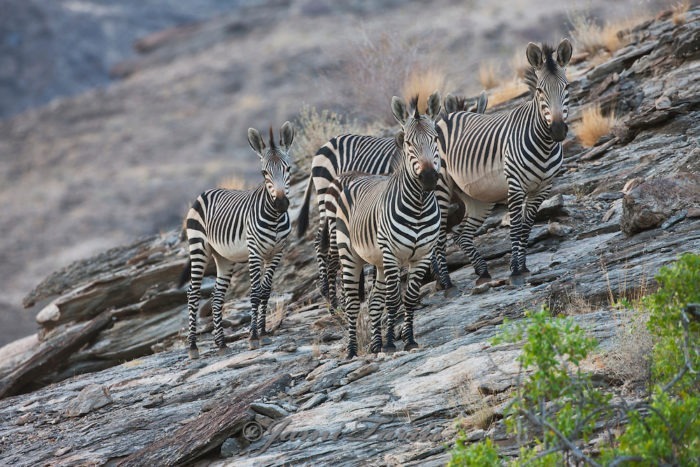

{"left": 436, "top": 40, "right": 572, "bottom": 285}
{"left": 297, "top": 91, "right": 487, "bottom": 301}
{"left": 181, "top": 122, "right": 294, "bottom": 358}
{"left": 325, "top": 94, "right": 442, "bottom": 359}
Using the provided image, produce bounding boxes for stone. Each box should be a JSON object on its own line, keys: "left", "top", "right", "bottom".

{"left": 621, "top": 173, "right": 700, "bottom": 236}
{"left": 343, "top": 363, "right": 379, "bottom": 384}
{"left": 547, "top": 222, "right": 573, "bottom": 237}
{"left": 298, "top": 393, "right": 327, "bottom": 411}
{"left": 220, "top": 437, "right": 244, "bottom": 458}
{"left": 64, "top": 384, "right": 112, "bottom": 417}
{"left": 536, "top": 194, "right": 568, "bottom": 221}
{"left": 250, "top": 402, "right": 289, "bottom": 420}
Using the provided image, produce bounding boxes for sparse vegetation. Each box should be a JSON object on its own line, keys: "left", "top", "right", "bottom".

{"left": 294, "top": 105, "right": 366, "bottom": 172}
{"left": 574, "top": 104, "right": 617, "bottom": 147}
{"left": 449, "top": 254, "right": 700, "bottom": 466}
{"left": 218, "top": 175, "right": 254, "bottom": 190}
{"left": 345, "top": 31, "right": 443, "bottom": 123}
{"left": 569, "top": 13, "right": 648, "bottom": 56}
{"left": 402, "top": 68, "right": 449, "bottom": 114}
{"left": 672, "top": 0, "right": 691, "bottom": 25}
{"left": 478, "top": 61, "right": 501, "bottom": 90}
{"left": 489, "top": 78, "right": 528, "bottom": 107}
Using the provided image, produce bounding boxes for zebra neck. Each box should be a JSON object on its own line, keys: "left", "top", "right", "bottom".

{"left": 392, "top": 160, "right": 426, "bottom": 205}
{"left": 523, "top": 98, "right": 558, "bottom": 157}
{"left": 257, "top": 184, "right": 284, "bottom": 219}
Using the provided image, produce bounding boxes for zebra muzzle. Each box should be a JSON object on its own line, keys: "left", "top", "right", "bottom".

{"left": 419, "top": 168, "right": 439, "bottom": 191}
{"left": 550, "top": 120, "right": 568, "bottom": 142}
{"left": 274, "top": 196, "right": 290, "bottom": 212}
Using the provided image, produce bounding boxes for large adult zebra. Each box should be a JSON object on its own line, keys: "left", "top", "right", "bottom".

{"left": 325, "top": 94, "right": 442, "bottom": 359}
{"left": 436, "top": 39, "right": 572, "bottom": 285}
{"left": 180, "top": 122, "right": 295, "bottom": 359}
{"left": 297, "top": 91, "right": 486, "bottom": 299}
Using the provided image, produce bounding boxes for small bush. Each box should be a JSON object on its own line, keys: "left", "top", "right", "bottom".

{"left": 448, "top": 436, "right": 500, "bottom": 466}
{"left": 574, "top": 104, "right": 617, "bottom": 147}
{"left": 478, "top": 61, "right": 501, "bottom": 90}
{"left": 217, "top": 175, "right": 254, "bottom": 190}
{"left": 569, "top": 14, "right": 646, "bottom": 55}
{"left": 672, "top": 0, "right": 691, "bottom": 26}
{"left": 293, "top": 105, "right": 366, "bottom": 173}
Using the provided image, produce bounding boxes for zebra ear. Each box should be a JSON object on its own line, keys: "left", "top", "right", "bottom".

{"left": 248, "top": 128, "right": 265, "bottom": 157}
{"left": 556, "top": 38, "right": 573, "bottom": 67}
{"left": 279, "top": 121, "right": 295, "bottom": 151}
{"left": 475, "top": 91, "right": 488, "bottom": 114}
{"left": 526, "top": 42, "right": 543, "bottom": 69}
{"left": 391, "top": 96, "right": 409, "bottom": 126}
{"left": 443, "top": 93, "right": 457, "bottom": 114}
{"left": 427, "top": 91, "right": 441, "bottom": 120}
{"left": 394, "top": 130, "right": 405, "bottom": 149}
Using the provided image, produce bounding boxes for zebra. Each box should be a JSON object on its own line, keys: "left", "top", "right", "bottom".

{"left": 436, "top": 39, "right": 572, "bottom": 286}
{"left": 443, "top": 92, "right": 488, "bottom": 115}
{"left": 297, "top": 90, "right": 486, "bottom": 300}
{"left": 180, "top": 122, "right": 295, "bottom": 359}
{"left": 325, "top": 94, "right": 442, "bottom": 359}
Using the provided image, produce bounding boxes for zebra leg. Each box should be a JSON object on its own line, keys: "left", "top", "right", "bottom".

{"left": 247, "top": 253, "right": 264, "bottom": 349}
{"left": 314, "top": 225, "right": 329, "bottom": 300}
{"left": 368, "top": 270, "right": 386, "bottom": 354}
{"left": 382, "top": 255, "right": 401, "bottom": 353}
{"left": 186, "top": 239, "right": 211, "bottom": 359}
{"left": 341, "top": 256, "right": 363, "bottom": 360}
{"left": 402, "top": 258, "right": 431, "bottom": 351}
{"left": 507, "top": 185, "right": 527, "bottom": 284}
{"left": 455, "top": 195, "right": 495, "bottom": 285}
{"left": 326, "top": 216, "right": 340, "bottom": 314}
{"left": 257, "top": 250, "right": 284, "bottom": 341}
{"left": 433, "top": 172, "right": 456, "bottom": 293}
{"left": 212, "top": 256, "right": 234, "bottom": 355}
{"left": 518, "top": 188, "right": 550, "bottom": 274}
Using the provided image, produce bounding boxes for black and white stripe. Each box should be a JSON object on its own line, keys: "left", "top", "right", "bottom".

{"left": 436, "top": 40, "right": 572, "bottom": 284}
{"left": 326, "top": 94, "right": 442, "bottom": 359}
{"left": 181, "top": 122, "right": 295, "bottom": 358}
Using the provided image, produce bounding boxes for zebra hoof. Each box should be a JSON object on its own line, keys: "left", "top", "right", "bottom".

{"left": 404, "top": 341, "right": 419, "bottom": 352}
{"left": 346, "top": 350, "right": 357, "bottom": 360}
{"left": 443, "top": 285, "right": 461, "bottom": 298}
{"left": 260, "top": 336, "right": 272, "bottom": 346}
{"left": 381, "top": 343, "right": 396, "bottom": 354}
{"left": 216, "top": 346, "right": 228, "bottom": 357}
{"left": 188, "top": 348, "right": 200, "bottom": 360}
{"left": 249, "top": 339, "right": 260, "bottom": 350}
{"left": 509, "top": 274, "right": 526, "bottom": 286}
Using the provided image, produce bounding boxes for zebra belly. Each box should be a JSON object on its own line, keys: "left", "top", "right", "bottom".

{"left": 456, "top": 169, "right": 508, "bottom": 203}
{"left": 210, "top": 240, "right": 249, "bottom": 263}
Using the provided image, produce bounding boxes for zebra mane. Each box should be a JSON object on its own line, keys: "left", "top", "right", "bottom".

{"left": 541, "top": 43, "right": 558, "bottom": 75}
{"left": 268, "top": 126, "right": 277, "bottom": 150}
{"left": 410, "top": 95, "right": 420, "bottom": 119}
{"left": 389, "top": 133, "right": 404, "bottom": 173}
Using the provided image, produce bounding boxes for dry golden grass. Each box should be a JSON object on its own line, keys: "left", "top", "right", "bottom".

{"left": 509, "top": 51, "right": 531, "bottom": 80}
{"left": 478, "top": 61, "right": 501, "bottom": 90}
{"left": 268, "top": 294, "right": 288, "bottom": 333}
{"left": 294, "top": 105, "right": 367, "bottom": 172}
{"left": 574, "top": 104, "right": 617, "bottom": 147}
{"left": 452, "top": 376, "right": 501, "bottom": 432}
{"left": 672, "top": 0, "right": 691, "bottom": 25}
{"left": 402, "top": 67, "right": 448, "bottom": 114}
{"left": 355, "top": 308, "right": 372, "bottom": 356}
{"left": 570, "top": 14, "right": 649, "bottom": 55}
{"left": 217, "top": 175, "right": 254, "bottom": 190}
{"left": 488, "top": 78, "right": 528, "bottom": 107}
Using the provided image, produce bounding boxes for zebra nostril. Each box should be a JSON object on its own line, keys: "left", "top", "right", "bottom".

{"left": 419, "top": 169, "right": 439, "bottom": 191}
{"left": 274, "top": 196, "right": 289, "bottom": 212}
{"left": 550, "top": 120, "right": 568, "bottom": 142}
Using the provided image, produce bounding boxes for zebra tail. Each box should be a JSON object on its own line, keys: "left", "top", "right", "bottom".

{"left": 297, "top": 175, "right": 314, "bottom": 238}
{"left": 320, "top": 216, "right": 330, "bottom": 252}
{"left": 358, "top": 267, "right": 365, "bottom": 303}
{"left": 177, "top": 259, "right": 192, "bottom": 289}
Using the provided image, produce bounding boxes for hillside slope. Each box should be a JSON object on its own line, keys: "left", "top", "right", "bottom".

{"left": 0, "top": 5, "right": 698, "bottom": 466}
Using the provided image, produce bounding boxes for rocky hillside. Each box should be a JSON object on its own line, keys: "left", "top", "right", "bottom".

{"left": 0, "top": 0, "right": 668, "bottom": 345}
{"left": 0, "top": 4, "right": 698, "bottom": 466}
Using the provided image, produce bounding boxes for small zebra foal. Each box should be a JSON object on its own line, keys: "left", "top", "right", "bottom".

{"left": 180, "top": 122, "right": 294, "bottom": 358}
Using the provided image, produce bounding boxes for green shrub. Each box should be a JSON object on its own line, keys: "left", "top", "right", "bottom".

{"left": 448, "top": 435, "right": 500, "bottom": 467}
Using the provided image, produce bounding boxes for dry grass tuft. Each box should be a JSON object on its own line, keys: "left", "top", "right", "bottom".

{"left": 402, "top": 67, "right": 448, "bottom": 114}
{"left": 602, "top": 307, "right": 652, "bottom": 385}
{"left": 489, "top": 78, "right": 528, "bottom": 107}
{"left": 672, "top": 0, "right": 691, "bottom": 25}
{"left": 356, "top": 307, "right": 372, "bottom": 356}
{"left": 452, "top": 376, "right": 501, "bottom": 432}
{"left": 573, "top": 104, "right": 617, "bottom": 147}
{"left": 561, "top": 290, "right": 600, "bottom": 316}
{"left": 478, "top": 61, "right": 501, "bottom": 90}
{"left": 218, "top": 175, "right": 254, "bottom": 190}
{"left": 268, "top": 294, "right": 288, "bottom": 333}
{"left": 509, "top": 51, "right": 531, "bottom": 80}
{"left": 294, "top": 105, "right": 367, "bottom": 173}
{"left": 570, "top": 13, "right": 650, "bottom": 56}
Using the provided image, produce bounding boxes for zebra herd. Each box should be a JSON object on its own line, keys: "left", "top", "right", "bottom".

{"left": 181, "top": 39, "right": 573, "bottom": 359}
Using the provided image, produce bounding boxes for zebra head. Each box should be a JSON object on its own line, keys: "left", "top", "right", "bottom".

{"left": 390, "top": 92, "right": 442, "bottom": 191}
{"left": 247, "top": 121, "right": 295, "bottom": 213}
{"left": 526, "top": 39, "right": 572, "bottom": 143}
